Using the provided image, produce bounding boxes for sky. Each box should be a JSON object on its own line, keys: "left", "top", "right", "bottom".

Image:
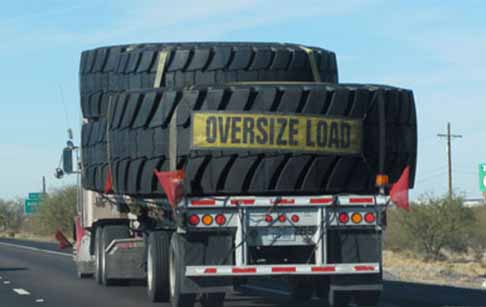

{"left": 0, "top": 0, "right": 485, "bottom": 200}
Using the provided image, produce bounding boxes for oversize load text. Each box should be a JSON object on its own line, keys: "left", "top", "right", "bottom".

{"left": 192, "top": 112, "right": 362, "bottom": 154}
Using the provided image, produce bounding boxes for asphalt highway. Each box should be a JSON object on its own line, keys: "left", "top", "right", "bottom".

{"left": 0, "top": 238, "right": 485, "bottom": 307}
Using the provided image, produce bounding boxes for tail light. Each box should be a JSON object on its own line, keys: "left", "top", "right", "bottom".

{"left": 215, "top": 214, "right": 226, "bottom": 225}
{"left": 265, "top": 215, "right": 273, "bottom": 223}
{"left": 351, "top": 212, "right": 363, "bottom": 224}
{"left": 291, "top": 214, "right": 300, "bottom": 223}
{"left": 364, "top": 212, "right": 376, "bottom": 223}
{"left": 188, "top": 215, "right": 200, "bottom": 226}
{"left": 202, "top": 215, "right": 213, "bottom": 225}
{"left": 278, "top": 215, "right": 286, "bottom": 223}
{"left": 338, "top": 212, "right": 349, "bottom": 224}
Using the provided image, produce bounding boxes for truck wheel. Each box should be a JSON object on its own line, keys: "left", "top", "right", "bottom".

{"left": 315, "top": 276, "right": 330, "bottom": 299}
{"left": 354, "top": 290, "right": 381, "bottom": 307}
{"left": 147, "top": 231, "right": 171, "bottom": 302}
{"left": 289, "top": 277, "right": 314, "bottom": 301}
{"left": 232, "top": 277, "right": 248, "bottom": 292}
{"left": 200, "top": 293, "right": 225, "bottom": 307}
{"left": 94, "top": 226, "right": 104, "bottom": 284}
{"left": 101, "top": 225, "right": 130, "bottom": 286}
{"left": 169, "top": 234, "right": 195, "bottom": 307}
{"left": 330, "top": 291, "right": 352, "bottom": 307}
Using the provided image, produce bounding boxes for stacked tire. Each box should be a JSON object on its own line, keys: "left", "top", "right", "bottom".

{"left": 79, "top": 42, "right": 417, "bottom": 197}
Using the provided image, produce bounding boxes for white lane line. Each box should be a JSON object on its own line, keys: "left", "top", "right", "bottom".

{"left": 3, "top": 280, "right": 11, "bottom": 284}
{"left": 241, "top": 285, "right": 290, "bottom": 296}
{"left": 35, "top": 298, "right": 45, "bottom": 303}
{"left": 0, "top": 241, "right": 71, "bottom": 257}
{"left": 13, "top": 288, "right": 31, "bottom": 295}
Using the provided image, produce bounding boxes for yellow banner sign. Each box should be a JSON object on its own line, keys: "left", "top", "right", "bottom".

{"left": 192, "top": 112, "right": 362, "bottom": 154}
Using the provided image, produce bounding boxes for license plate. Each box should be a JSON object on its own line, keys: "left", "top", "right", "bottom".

{"left": 262, "top": 228, "right": 296, "bottom": 242}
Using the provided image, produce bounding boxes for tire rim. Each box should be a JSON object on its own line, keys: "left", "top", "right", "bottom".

{"left": 169, "top": 249, "right": 175, "bottom": 296}
{"left": 147, "top": 244, "right": 153, "bottom": 292}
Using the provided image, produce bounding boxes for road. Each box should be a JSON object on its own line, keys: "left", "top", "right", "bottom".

{"left": 0, "top": 238, "right": 485, "bottom": 307}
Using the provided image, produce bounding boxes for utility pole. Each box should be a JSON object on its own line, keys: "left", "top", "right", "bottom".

{"left": 437, "top": 122, "right": 462, "bottom": 199}
{"left": 42, "top": 176, "right": 46, "bottom": 195}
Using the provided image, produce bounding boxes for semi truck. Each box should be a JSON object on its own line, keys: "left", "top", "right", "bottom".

{"left": 57, "top": 42, "right": 417, "bottom": 307}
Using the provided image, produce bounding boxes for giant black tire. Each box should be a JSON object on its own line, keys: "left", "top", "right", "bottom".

{"left": 147, "top": 231, "right": 171, "bottom": 302}
{"left": 100, "top": 83, "right": 416, "bottom": 196}
{"left": 80, "top": 42, "right": 338, "bottom": 118}
{"left": 100, "top": 225, "right": 130, "bottom": 286}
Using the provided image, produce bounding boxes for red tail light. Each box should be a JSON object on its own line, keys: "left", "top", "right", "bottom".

{"left": 188, "top": 215, "right": 200, "bottom": 226}
{"left": 215, "top": 214, "right": 226, "bottom": 225}
{"left": 291, "top": 214, "right": 300, "bottom": 223}
{"left": 278, "top": 215, "right": 286, "bottom": 223}
{"left": 265, "top": 215, "right": 273, "bottom": 223}
{"left": 338, "top": 212, "right": 349, "bottom": 224}
{"left": 364, "top": 212, "right": 376, "bottom": 223}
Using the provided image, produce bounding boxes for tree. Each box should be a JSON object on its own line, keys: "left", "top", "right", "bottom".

{"left": 0, "top": 198, "right": 24, "bottom": 233}
{"left": 33, "top": 186, "right": 77, "bottom": 237}
{"left": 394, "top": 194, "right": 475, "bottom": 260}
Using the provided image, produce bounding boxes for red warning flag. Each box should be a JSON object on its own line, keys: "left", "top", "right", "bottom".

{"left": 104, "top": 167, "right": 113, "bottom": 193}
{"left": 154, "top": 170, "right": 185, "bottom": 208}
{"left": 55, "top": 229, "right": 73, "bottom": 250}
{"left": 390, "top": 166, "right": 410, "bottom": 210}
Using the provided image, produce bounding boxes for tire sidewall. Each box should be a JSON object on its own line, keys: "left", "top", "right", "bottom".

{"left": 94, "top": 226, "right": 103, "bottom": 284}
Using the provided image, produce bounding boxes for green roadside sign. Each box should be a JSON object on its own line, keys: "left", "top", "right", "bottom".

{"left": 479, "top": 163, "right": 486, "bottom": 192}
{"left": 28, "top": 192, "right": 43, "bottom": 200}
{"left": 24, "top": 192, "right": 44, "bottom": 215}
{"left": 24, "top": 199, "right": 40, "bottom": 214}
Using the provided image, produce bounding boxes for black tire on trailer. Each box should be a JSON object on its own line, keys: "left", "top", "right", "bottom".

{"left": 147, "top": 231, "right": 171, "bottom": 302}
{"left": 330, "top": 291, "right": 352, "bottom": 307}
{"left": 315, "top": 276, "right": 330, "bottom": 300}
{"left": 354, "top": 290, "right": 381, "bottom": 307}
{"left": 288, "top": 277, "right": 314, "bottom": 301}
{"left": 105, "top": 83, "right": 417, "bottom": 197}
{"left": 169, "top": 234, "right": 195, "bottom": 307}
{"left": 80, "top": 42, "right": 338, "bottom": 119}
{"left": 200, "top": 293, "right": 225, "bottom": 307}
{"left": 94, "top": 226, "right": 104, "bottom": 284}
{"left": 101, "top": 225, "right": 130, "bottom": 286}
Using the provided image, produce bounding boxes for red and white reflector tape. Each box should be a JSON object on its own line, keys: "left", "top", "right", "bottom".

{"left": 186, "top": 263, "right": 380, "bottom": 277}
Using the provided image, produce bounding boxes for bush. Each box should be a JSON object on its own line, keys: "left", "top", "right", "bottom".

{"left": 31, "top": 186, "right": 77, "bottom": 237}
{"left": 385, "top": 194, "right": 475, "bottom": 260}
{"left": 0, "top": 198, "right": 24, "bottom": 233}
{"left": 469, "top": 206, "right": 486, "bottom": 263}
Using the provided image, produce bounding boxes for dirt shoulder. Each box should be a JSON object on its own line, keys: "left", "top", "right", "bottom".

{"left": 0, "top": 232, "right": 57, "bottom": 243}
{"left": 384, "top": 250, "right": 486, "bottom": 290}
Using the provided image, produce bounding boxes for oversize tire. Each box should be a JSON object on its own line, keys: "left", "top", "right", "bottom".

{"left": 80, "top": 42, "right": 338, "bottom": 118}
{"left": 147, "top": 231, "right": 171, "bottom": 302}
{"left": 169, "top": 234, "right": 195, "bottom": 307}
{"left": 102, "top": 83, "right": 416, "bottom": 197}
{"left": 288, "top": 277, "right": 314, "bottom": 301}
{"left": 100, "top": 225, "right": 130, "bottom": 286}
{"left": 94, "top": 226, "right": 104, "bottom": 284}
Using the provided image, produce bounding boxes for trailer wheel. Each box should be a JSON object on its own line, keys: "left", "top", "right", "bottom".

{"left": 147, "top": 231, "right": 171, "bottom": 302}
{"left": 289, "top": 277, "right": 314, "bottom": 301}
{"left": 354, "top": 290, "right": 381, "bottom": 307}
{"left": 101, "top": 225, "right": 130, "bottom": 286}
{"left": 200, "top": 293, "right": 225, "bottom": 307}
{"left": 169, "top": 234, "right": 195, "bottom": 307}
{"left": 315, "top": 276, "right": 330, "bottom": 299}
{"left": 330, "top": 291, "right": 352, "bottom": 307}
{"left": 94, "top": 226, "right": 104, "bottom": 284}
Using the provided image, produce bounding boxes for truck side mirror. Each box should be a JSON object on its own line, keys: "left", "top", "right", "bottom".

{"left": 63, "top": 147, "right": 74, "bottom": 174}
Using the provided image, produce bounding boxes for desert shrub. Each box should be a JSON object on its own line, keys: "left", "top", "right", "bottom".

{"left": 32, "top": 185, "right": 77, "bottom": 237}
{"left": 386, "top": 194, "right": 475, "bottom": 260}
{"left": 469, "top": 206, "right": 486, "bottom": 263}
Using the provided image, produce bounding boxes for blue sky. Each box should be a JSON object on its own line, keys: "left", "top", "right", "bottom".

{"left": 1, "top": 0, "right": 485, "bottom": 199}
